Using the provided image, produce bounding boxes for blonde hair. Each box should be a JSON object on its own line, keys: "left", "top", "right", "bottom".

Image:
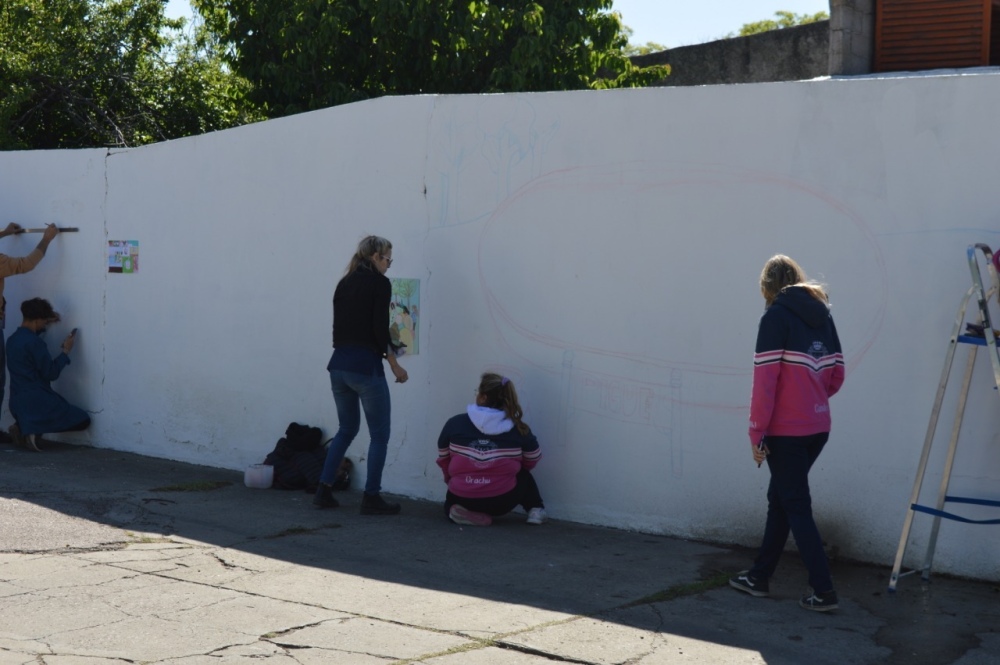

{"left": 759, "top": 254, "right": 828, "bottom": 306}
{"left": 477, "top": 372, "right": 530, "bottom": 435}
{"left": 344, "top": 235, "right": 392, "bottom": 276}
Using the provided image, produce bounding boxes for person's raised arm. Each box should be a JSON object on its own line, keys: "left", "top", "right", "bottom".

{"left": 37, "top": 224, "right": 59, "bottom": 254}
{"left": 0, "top": 224, "right": 59, "bottom": 277}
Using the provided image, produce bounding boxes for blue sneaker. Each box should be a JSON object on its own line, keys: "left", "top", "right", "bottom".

{"left": 729, "top": 571, "right": 769, "bottom": 597}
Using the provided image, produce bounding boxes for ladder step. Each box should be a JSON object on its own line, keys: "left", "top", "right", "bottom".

{"left": 956, "top": 334, "right": 995, "bottom": 346}
{"left": 944, "top": 495, "right": 1000, "bottom": 507}
{"left": 889, "top": 243, "right": 1000, "bottom": 591}
{"left": 911, "top": 496, "right": 1000, "bottom": 524}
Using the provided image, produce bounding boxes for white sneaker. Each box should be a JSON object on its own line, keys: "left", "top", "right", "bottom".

{"left": 526, "top": 507, "right": 547, "bottom": 525}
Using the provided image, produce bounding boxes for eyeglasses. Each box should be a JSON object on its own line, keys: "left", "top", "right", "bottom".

{"left": 381, "top": 255, "right": 393, "bottom": 268}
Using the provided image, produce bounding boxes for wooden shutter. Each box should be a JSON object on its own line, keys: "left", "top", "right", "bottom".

{"left": 875, "top": 0, "right": 993, "bottom": 72}
{"left": 992, "top": 2, "right": 1000, "bottom": 64}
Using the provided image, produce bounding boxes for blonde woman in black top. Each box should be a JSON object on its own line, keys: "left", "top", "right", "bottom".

{"left": 314, "top": 235, "right": 408, "bottom": 515}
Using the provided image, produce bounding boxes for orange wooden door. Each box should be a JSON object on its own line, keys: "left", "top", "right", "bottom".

{"left": 875, "top": 0, "right": 993, "bottom": 72}
{"left": 992, "top": 0, "right": 1000, "bottom": 64}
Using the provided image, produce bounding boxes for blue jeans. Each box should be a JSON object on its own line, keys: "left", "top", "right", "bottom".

{"left": 749, "top": 432, "right": 834, "bottom": 593}
{"left": 320, "top": 369, "right": 391, "bottom": 495}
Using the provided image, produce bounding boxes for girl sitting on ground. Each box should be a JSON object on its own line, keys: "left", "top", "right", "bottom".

{"left": 436, "top": 372, "right": 546, "bottom": 526}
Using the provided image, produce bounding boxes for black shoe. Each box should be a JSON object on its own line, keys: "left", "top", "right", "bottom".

{"left": 360, "top": 493, "right": 401, "bottom": 515}
{"left": 8, "top": 424, "right": 39, "bottom": 452}
{"left": 729, "top": 571, "right": 770, "bottom": 597}
{"left": 800, "top": 589, "right": 839, "bottom": 612}
{"left": 313, "top": 483, "right": 339, "bottom": 509}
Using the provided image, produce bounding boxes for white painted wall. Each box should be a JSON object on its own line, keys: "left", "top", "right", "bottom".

{"left": 2, "top": 72, "right": 999, "bottom": 580}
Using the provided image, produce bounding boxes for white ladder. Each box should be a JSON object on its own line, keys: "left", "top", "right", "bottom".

{"left": 888, "top": 243, "right": 1000, "bottom": 591}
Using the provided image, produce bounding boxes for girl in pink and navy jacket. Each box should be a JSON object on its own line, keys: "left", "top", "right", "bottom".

{"left": 730, "top": 255, "right": 845, "bottom": 613}
{"left": 436, "top": 373, "right": 546, "bottom": 526}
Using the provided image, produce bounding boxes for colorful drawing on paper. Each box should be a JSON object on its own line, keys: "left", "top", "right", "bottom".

{"left": 108, "top": 241, "right": 139, "bottom": 273}
{"left": 390, "top": 278, "right": 420, "bottom": 356}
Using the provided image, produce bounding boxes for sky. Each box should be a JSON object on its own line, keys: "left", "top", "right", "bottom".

{"left": 612, "top": 0, "right": 830, "bottom": 47}
{"left": 164, "top": 1, "right": 831, "bottom": 50}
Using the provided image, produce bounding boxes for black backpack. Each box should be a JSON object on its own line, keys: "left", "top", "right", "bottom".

{"left": 264, "top": 422, "right": 325, "bottom": 492}
{"left": 263, "top": 422, "right": 351, "bottom": 492}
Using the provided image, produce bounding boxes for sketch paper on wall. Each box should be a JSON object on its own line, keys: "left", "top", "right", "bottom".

{"left": 390, "top": 278, "right": 420, "bottom": 356}
{"left": 108, "top": 241, "right": 139, "bottom": 273}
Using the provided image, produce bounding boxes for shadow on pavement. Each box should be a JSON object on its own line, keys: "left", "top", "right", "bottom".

{"left": 1, "top": 441, "right": 997, "bottom": 664}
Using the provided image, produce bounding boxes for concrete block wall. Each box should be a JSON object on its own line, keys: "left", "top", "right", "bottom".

{"left": 2, "top": 72, "right": 1000, "bottom": 580}
{"left": 830, "top": 0, "right": 875, "bottom": 75}
{"left": 632, "top": 21, "right": 829, "bottom": 86}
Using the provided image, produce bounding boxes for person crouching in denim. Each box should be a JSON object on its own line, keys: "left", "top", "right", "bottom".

{"left": 7, "top": 297, "right": 89, "bottom": 451}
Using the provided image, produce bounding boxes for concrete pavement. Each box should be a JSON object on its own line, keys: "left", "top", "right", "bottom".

{"left": 1, "top": 440, "right": 997, "bottom": 664}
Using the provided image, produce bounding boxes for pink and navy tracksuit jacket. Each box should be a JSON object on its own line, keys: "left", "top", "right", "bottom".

{"left": 749, "top": 286, "right": 845, "bottom": 447}
{"left": 437, "top": 405, "right": 540, "bottom": 499}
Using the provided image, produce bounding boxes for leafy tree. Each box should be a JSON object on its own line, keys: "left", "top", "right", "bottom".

{"left": 731, "top": 10, "right": 829, "bottom": 38}
{"left": 0, "top": 0, "right": 261, "bottom": 149}
{"left": 193, "top": 0, "right": 669, "bottom": 118}
{"left": 621, "top": 25, "right": 666, "bottom": 57}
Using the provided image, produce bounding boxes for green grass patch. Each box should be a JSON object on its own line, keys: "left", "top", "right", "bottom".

{"left": 150, "top": 480, "right": 232, "bottom": 492}
{"left": 263, "top": 524, "right": 342, "bottom": 539}
{"left": 125, "top": 532, "right": 175, "bottom": 544}
{"left": 392, "top": 639, "right": 496, "bottom": 664}
{"left": 623, "top": 571, "right": 731, "bottom": 607}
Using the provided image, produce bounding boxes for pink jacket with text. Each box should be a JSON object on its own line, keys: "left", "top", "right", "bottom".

{"left": 437, "top": 405, "right": 540, "bottom": 498}
{"left": 749, "top": 286, "right": 845, "bottom": 446}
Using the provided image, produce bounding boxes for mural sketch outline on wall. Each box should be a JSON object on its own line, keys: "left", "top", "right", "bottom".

{"left": 472, "top": 162, "right": 887, "bottom": 476}
{"left": 390, "top": 278, "right": 420, "bottom": 356}
{"left": 428, "top": 97, "right": 559, "bottom": 228}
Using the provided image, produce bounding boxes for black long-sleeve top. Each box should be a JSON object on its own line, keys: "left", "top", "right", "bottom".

{"left": 332, "top": 261, "right": 391, "bottom": 358}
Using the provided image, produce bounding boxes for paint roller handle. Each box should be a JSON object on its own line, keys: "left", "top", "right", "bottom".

{"left": 19, "top": 226, "right": 79, "bottom": 233}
